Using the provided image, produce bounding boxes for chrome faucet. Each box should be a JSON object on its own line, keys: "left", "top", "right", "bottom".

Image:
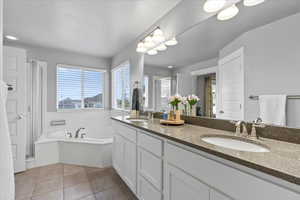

{"left": 231, "top": 120, "right": 248, "bottom": 137}
{"left": 250, "top": 117, "right": 266, "bottom": 139}
{"left": 75, "top": 127, "right": 85, "bottom": 138}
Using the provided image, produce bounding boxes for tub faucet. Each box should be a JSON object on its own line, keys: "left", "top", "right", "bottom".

{"left": 75, "top": 128, "right": 85, "bottom": 138}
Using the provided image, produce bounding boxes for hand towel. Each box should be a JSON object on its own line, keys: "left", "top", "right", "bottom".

{"left": 0, "top": 81, "right": 15, "bottom": 200}
{"left": 259, "top": 95, "right": 287, "bottom": 126}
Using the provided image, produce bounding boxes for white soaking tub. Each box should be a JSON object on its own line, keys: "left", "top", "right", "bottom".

{"left": 35, "top": 131, "right": 113, "bottom": 168}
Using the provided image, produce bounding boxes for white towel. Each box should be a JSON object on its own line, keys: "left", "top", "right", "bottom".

{"left": 0, "top": 81, "right": 15, "bottom": 200}
{"left": 259, "top": 95, "right": 287, "bottom": 126}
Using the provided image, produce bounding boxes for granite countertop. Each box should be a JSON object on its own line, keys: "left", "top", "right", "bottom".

{"left": 112, "top": 116, "right": 300, "bottom": 185}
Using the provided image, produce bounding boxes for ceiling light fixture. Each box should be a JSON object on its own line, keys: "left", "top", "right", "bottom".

{"left": 165, "top": 37, "right": 178, "bottom": 46}
{"left": 5, "top": 35, "right": 18, "bottom": 41}
{"left": 217, "top": 4, "right": 239, "bottom": 21}
{"left": 147, "top": 49, "right": 158, "bottom": 56}
{"left": 152, "top": 28, "right": 165, "bottom": 43}
{"left": 144, "top": 36, "right": 155, "bottom": 48}
{"left": 243, "top": 0, "right": 265, "bottom": 7}
{"left": 168, "top": 66, "right": 174, "bottom": 69}
{"left": 203, "top": 0, "right": 226, "bottom": 13}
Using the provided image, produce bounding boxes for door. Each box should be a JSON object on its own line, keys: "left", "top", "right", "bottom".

{"left": 123, "top": 138, "right": 137, "bottom": 193}
{"left": 3, "top": 46, "right": 27, "bottom": 172}
{"left": 165, "top": 164, "right": 210, "bottom": 200}
{"left": 217, "top": 48, "right": 244, "bottom": 120}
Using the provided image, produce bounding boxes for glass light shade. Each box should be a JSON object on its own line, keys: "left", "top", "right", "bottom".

{"left": 203, "top": 0, "right": 226, "bottom": 13}
{"left": 153, "top": 28, "right": 163, "bottom": 36}
{"left": 5, "top": 35, "right": 18, "bottom": 40}
{"left": 152, "top": 35, "right": 165, "bottom": 43}
{"left": 156, "top": 44, "right": 167, "bottom": 51}
{"left": 217, "top": 4, "right": 239, "bottom": 21}
{"left": 136, "top": 42, "right": 146, "bottom": 53}
{"left": 147, "top": 49, "right": 158, "bottom": 55}
{"left": 165, "top": 37, "right": 178, "bottom": 46}
{"left": 243, "top": 0, "right": 265, "bottom": 7}
{"left": 144, "top": 36, "right": 155, "bottom": 48}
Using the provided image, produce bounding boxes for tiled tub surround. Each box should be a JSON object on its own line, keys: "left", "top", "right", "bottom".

{"left": 112, "top": 116, "right": 300, "bottom": 186}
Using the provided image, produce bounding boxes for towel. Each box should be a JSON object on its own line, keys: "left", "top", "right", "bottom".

{"left": 0, "top": 81, "right": 15, "bottom": 200}
{"left": 132, "top": 88, "right": 140, "bottom": 111}
{"left": 259, "top": 95, "right": 287, "bottom": 126}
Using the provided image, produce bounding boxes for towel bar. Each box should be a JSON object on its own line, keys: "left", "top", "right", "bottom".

{"left": 249, "top": 95, "right": 300, "bottom": 100}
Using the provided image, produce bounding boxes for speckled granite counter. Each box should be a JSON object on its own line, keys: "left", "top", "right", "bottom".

{"left": 112, "top": 116, "right": 300, "bottom": 185}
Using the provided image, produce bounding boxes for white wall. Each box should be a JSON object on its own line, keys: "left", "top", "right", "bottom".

{"left": 3, "top": 43, "right": 114, "bottom": 139}
{"left": 173, "top": 58, "right": 218, "bottom": 96}
{"left": 4, "top": 42, "right": 111, "bottom": 111}
{"left": 0, "top": 0, "right": 3, "bottom": 80}
{"left": 219, "top": 13, "right": 300, "bottom": 127}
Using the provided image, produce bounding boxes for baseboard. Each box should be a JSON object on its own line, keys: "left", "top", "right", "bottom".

{"left": 26, "top": 157, "right": 36, "bottom": 169}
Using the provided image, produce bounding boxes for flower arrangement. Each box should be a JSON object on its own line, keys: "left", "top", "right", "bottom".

{"left": 169, "top": 94, "right": 182, "bottom": 110}
{"left": 181, "top": 96, "right": 188, "bottom": 114}
{"left": 187, "top": 94, "right": 199, "bottom": 110}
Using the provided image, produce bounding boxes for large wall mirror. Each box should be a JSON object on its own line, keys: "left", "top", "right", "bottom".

{"left": 143, "top": 0, "right": 300, "bottom": 128}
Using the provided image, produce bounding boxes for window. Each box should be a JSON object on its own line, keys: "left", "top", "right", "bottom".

{"left": 160, "top": 77, "right": 171, "bottom": 111}
{"left": 112, "top": 62, "right": 130, "bottom": 110}
{"left": 57, "top": 65, "right": 105, "bottom": 110}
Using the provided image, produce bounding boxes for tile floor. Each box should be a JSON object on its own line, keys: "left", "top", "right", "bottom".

{"left": 15, "top": 163, "right": 138, "bottom": 200}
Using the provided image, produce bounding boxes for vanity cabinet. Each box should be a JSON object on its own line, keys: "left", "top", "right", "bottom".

{"left": 112, "top": 122, "right": 137, "bottom": 194}
{"left": 112, "top": 120, "right": 300, "bottom": 200}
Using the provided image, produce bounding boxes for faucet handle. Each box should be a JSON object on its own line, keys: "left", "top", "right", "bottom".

{"left": 80, "top": 133, "right": 86, "bottom": 138}
{"left": 66, "top": 132, "right": 72, "bottom": 138}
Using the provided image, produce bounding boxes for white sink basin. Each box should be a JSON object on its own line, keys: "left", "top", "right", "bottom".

{"left": 201, "top": 135, "right": 270, "bottom": 152}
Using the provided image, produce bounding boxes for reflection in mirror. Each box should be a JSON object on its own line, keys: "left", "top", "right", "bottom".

{"left": 143, "top": 0, "right": 300, "bottom": 128}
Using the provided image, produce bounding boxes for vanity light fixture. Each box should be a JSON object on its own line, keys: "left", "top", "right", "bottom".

{"left": 5, "top": 35, "right": 18, "bottom": 40}
{"left": 152, "top": 28, "right": 165, "bottom": 43}
{"left": 156, "top": 44, "right": 167, "bottom": 51}
{"left": 165, "top": 37, "right": 178, "bottom": 46}
{"left": 243, "top": 0, "right": 265, "bottom": 7}
{"left": 144, "top": 36, "right": 155, "bottom": 48}
{"left": 217, "top": 4, "right": 239, "bottom": 21}
{"left": 203, "top": 0, "right": 226, "bottom": 13}
{"left": 136, "top": 42, "right": 147, "bottom": 53}
{"left": 147, "top": 49, "right": 158, "bottom": 56}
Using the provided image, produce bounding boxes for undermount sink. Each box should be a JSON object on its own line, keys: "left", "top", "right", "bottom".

{"left": 126, "top": 117, "right": 148, "bottom": 122}
{"left": 201, "top": 135, "right": 270, "bottom": 153}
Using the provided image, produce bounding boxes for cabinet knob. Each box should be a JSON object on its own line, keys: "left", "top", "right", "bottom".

{"left": 219, "top": 110, "right": 224, "bottom": 114}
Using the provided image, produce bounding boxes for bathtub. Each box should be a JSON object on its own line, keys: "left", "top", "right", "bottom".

{"left": 35, "top": 131, "right": 113, "bottom": 168}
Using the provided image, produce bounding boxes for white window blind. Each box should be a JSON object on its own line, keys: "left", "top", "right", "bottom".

{"left": 57, "top": 65, "right": 105, "bottom": 110}
{"left": 112, "top": 62, "right": 130, "bottom": 110}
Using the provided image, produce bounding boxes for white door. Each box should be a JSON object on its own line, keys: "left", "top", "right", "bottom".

{"left": 165, "top": 164, "right": 210, "bottom": 200}
{"left": 217, "top": 48, "right": 244, "bottom": 120}
{"left": 123, "top": 138, "right": 137, "bottom": 194}
{"left": 3, "top": 46, "right": 27, "bottom": 173}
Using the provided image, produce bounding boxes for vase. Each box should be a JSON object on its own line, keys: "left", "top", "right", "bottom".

{"left": 189, "top": 105, "right": 196, "bottom": 116}
{"left": 175, "top": 110, "right": 181, "bottom": 121}
{"left": 169, "top": 110, "right": 175, "bottom": 121}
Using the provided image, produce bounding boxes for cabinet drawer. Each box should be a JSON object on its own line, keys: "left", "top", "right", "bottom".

{"left": 114, "top": 122, "right": 137, "bottom": 143}
{"left": 138, "top": 175, "right": 162, "bottom": 200}
{"left": 138, "top": 148, "right": 162, "bottom": 190}
{"left": 138, "top": 131, "right": 162, "bottom": 157}
{"left": 165, "top": 142, "right": 300, "bottom": 200}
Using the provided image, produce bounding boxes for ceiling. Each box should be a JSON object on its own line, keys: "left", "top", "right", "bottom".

{"left": 145, "top": 0, "right": 300, "bottom": 68}
{"left": 3, "top": 0, "right": 181, "bottom": 58}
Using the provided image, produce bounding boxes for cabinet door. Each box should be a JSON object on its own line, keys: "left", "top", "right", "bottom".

{"left": 123, "top": 139, "right": 137, "bottom": 194}
{"left": 112, "top": 134, "right": 124, "bottom": 175}
{"left": 165, "top": 164, "right": 210, "bottom": 200}
{"left": 138, "top": 175, "right": 162, "bottom": 200}
{"left": 210, "top": 189, "right": 232, "bottom": 200}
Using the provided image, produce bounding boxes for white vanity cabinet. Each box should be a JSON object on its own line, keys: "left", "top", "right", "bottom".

{"left": 112, "top": 120, "right": 300, "bottom": 200}
{"left": 112, "top": 122, "right": 137, "bottom": 194}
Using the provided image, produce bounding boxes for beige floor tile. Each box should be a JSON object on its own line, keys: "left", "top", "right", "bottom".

{"left": 64, "top": 164, "right": 85, "bottom": 176}
{"left": 80, "top": 194, "right": 96, "bottom": 200}
{"left": 64, "top": 171, "right": 89, "bottom": 188}
{"left": 38, "top": 165, "right": 63, "bottom": 183}
{"left": 31, "top": 189, "right": 63, "bottom": 200}
{"left": 32, "top": 176, "right": 63, "bottom": 196}
{"left": 15, "top": 179, "right": 35, "bottom": 199}
{"left": 64, "top": 182, "right": 93, "bottom": 200}
{"left": 84, "top": 166, "right": 106, "bottom": 174}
